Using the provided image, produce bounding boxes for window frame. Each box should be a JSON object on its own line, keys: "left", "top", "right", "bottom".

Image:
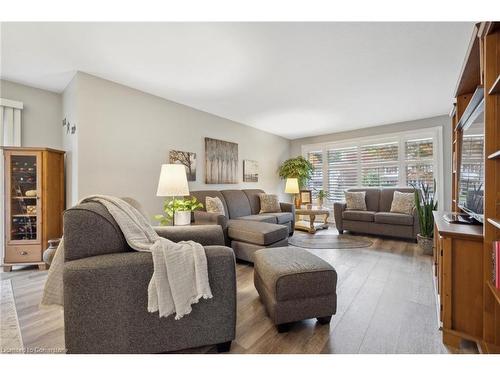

{"left": 301, "top": 126, "right": 444, "bottom": 206}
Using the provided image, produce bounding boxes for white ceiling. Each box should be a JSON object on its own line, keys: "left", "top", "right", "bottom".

{"left": 0, "top": 22, "right": 473, "bottom": 139}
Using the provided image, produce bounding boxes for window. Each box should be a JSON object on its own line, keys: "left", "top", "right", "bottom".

{"left": 405, "top": 138, "right": 434, "bottom": 191}
{"left": 307, "top": 150, "right": 323, "bottom": 199}
{"left": 303, "top": 128, "right": 442, "bottom": 205}
{"left": 360, "top": 141, "right": 399, "bottom": 187}
{"left": 327, "top": 146, "right": 358, "bottom": 202}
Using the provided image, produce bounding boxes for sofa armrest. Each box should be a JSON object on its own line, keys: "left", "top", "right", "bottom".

{"left": 194, "top": 211, "right": 228, "bottom": 229}
{"left": 63, "top": 246, "right": 236, "bottom": 353}
{"left": 153, "top": 225, "right": 225, "bottom": 246}
{"left": 333, "top": 202, "right": 347, "bottom": 231}
{"left": 279, "top": 202, "right": 296, "bottom": 216}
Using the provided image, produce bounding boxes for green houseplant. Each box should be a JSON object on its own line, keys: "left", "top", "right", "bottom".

{"left": 413, "top": 180, "right": 438, "bottom": 255}
{"left": 316, "top": 189, "right": 329, "bottom": 207}
{"left": 154, "top": 196, "right": 203, "bottom": 226}
{"left": 278, "top": 156, "right": 314, "bottom": 189}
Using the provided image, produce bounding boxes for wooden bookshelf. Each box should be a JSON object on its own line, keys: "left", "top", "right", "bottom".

{"left": 487, "top": 281, "right": 500, "bottom": 305}
{"left": 487, "top": 150, "right": 500, "bottom": 159}
{"left": 448, "top": 22, "right": 500, "bottom": 353}
{"left": 482, "top": 25, "right": 500, "bottom": 353}
{"left": 488, "top": 74, "right": 500, "bottom": 95}
{"left": 487, "top": 218, "right": 500, "bottom": 230}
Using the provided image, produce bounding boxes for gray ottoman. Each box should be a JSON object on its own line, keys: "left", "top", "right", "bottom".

{"left": 253, "top": 247, "right": 337, "bottom": 332}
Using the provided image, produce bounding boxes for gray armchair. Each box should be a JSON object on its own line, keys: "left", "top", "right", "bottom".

{"left": 62, "top": 201, "right": 236, "bottom": 354}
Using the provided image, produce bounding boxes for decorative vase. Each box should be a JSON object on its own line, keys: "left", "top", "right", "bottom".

{"left": 43, "top": 238, "right": 61, "bottom": 265}
{"left": 294, "top": 195, "right": 301, "bottom": 209}
{"left": 174, "top": 211, "right": 191, "bottom": 226}
{"left": 318, "top": 197, "right": 324, "bottom": 207}
{"left": 417, "top": 234, "right": 433, "bottom": 255}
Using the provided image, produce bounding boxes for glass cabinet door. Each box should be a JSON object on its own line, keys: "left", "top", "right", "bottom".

{"left": 8, "top": 153, "right": 40, "bottom": 242}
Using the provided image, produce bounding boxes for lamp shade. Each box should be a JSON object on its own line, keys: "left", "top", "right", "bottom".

{"left": 284, "top": 178, "right": 300, "bottom": 194}
{"left": 156, "top": 164, "right": 190, "bottom": 197}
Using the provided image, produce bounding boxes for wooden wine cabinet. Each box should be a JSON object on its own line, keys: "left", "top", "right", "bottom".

{"left": 2, "top": 147, "right": 65, "bottom": 271}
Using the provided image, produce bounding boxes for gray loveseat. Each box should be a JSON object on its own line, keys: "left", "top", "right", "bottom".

{"left": 63, "top": 201, "right": 236, "bottom": 354}
{"left": 333, "top": 187, "right": 419, "bottom": 240}
{"left": 191, "top": 189, "right": 295, "bottom": 262}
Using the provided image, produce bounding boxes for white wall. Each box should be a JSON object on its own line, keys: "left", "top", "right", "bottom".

{"left": 290, "top": 115, "right": 452, "bottom": 211}
{"left": 0, "top": 79, "right": 62, "bottom": 149}
{"left": 66, "top": 72, "right": 291, "bottom": 218}
{"left": 61, "top": 76, "right": 79, "bottom": 206}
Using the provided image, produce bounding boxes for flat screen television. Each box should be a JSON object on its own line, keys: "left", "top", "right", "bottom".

{"left": 458, "top": 99, "right": 484, "bottom": 223}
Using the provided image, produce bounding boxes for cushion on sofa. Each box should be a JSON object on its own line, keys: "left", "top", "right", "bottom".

{"left": 227, "top": 220, "right": 288, "bottom": 246}
{"left": 390, "top": 191, "right": 415, "bottom": 215}
{"left": 220, "top": 190, "right": 252, "bottom": 218}
{"left": 236, "top": 215, "right": 277, "bottom": 224}
{"left": 375, "top": 212, "right": 414, "bottom": 226}
{"left": 263, "top": 212, "right": 293, "bottom": 224}
{"left": 206, "top": 196, "right": 225, "bottom": 215}
{"left": 346, "top": 188, "right": 380, "bottom": 211}
{"left": 190, "top": 190, "right": 229, "bottom": 218}
{"left": 342, "top": 210, "right": 375, "bottom": 222}
{"left": 254, "top": 247, "right": 337, "bottom": 301}
{"left": 259, "top": 194, "right": 281, "bottom": 213}
{"left": 379, "top": 187, "right": 415, "bottom": 212}
{"left": 345, "top": 191, "right": 367, "bottom": 211}
{"left": 242, "top": 189, "right": 266, "bottom": 214}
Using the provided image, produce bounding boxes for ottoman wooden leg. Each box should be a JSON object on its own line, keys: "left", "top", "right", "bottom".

{"left": 317, "top": 316, "right": 332, "bottom": 325}
{"left": 277, "top": 322, "right": 293, "bottom": 333}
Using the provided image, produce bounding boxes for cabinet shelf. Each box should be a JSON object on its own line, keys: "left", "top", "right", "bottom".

{"left": 488, "top": 74, "right": 500, "bottom": 95}
{"left": 487, "top": 281, "right": 500, "bottom": 306}
{"left": 487, "top": 218, "right": 500, "bottom": 230}
{"left": 11, "top": 196, "right": 38, "bottom": 200}
{"left": 488, "top": 150, "right": 500, "bottom": 160}
{"left": 12, "top": 214, "right": 37, "bottom": 218}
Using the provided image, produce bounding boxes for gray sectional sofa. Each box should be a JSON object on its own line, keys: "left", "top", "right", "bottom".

{"left": 63, "top": 201, "right": 236, "bottom": 354}
{"left": 333, "top": 187, "right": 419, "bottom": 240}
{"left": 191, "top": 189, "right": 295, "bottom": 262}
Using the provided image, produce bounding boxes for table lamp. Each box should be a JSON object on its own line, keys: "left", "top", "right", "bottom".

{"left": 156, "top": 164, "right": 190, "bottom": 225}
{"left": 285, "top": 178, "right": 301, "bottom": 209}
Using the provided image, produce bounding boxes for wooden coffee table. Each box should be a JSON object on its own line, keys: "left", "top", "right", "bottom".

{"left": 295, "top": 206, "right": 330, "bottom": 234}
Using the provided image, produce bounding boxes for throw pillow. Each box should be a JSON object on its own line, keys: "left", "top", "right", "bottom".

{"left": 390, "top": 191, "right": 415, "bottom": 215}
{"left": 259, "top": 194, "right": 281, "bottom": 213}
{"left": 345, "top": 191, "right": 367, "bottom": 211}
{"left": 205, "top": 196, "right": 225, "bottom": 215}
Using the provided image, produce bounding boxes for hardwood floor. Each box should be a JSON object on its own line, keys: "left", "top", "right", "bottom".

{"left": 0, "top": 229, "right": 478, "bottom": 354}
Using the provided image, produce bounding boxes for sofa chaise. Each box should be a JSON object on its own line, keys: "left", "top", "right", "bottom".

{"left": 191, "top": 189, "right": 295, "bottom": 262}
{"left": 333, "top": 187, "right": 419, "bottom": 240}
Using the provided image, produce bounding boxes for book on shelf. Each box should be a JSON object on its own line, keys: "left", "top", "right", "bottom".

{"left": 494, "top": 241, "right": 500, "bottom": 289}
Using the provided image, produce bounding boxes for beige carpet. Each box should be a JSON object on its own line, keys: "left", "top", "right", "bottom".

{"left": 1, "top": 279, "right": 24, "bottom": 353}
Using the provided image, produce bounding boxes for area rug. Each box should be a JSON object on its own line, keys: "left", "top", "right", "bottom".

{"left": 1, "top": 279, "right": 24, "bottom": 353}
{"left": 289, "top": 234, "right": 373, "bottom": 249}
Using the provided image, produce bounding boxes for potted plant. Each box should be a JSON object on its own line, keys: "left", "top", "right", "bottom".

{"left": 154, "top": 196, "right": 203, "bottom": 226}
{"left": 316, "top": 189, "right": 329, "bottom": 207}
{"left": 413, "top": 180, "right": 438, "bottom": 255}
{"left": 278, "top": 156, "right": 314, "bottom": 189}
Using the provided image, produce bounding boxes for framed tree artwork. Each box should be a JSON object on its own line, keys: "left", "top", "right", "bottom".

{"left": 205, "top": 137, "right": 238, "bottom": 184}
{"left": 169, "top": 150, "right": 196, "bottom": 181}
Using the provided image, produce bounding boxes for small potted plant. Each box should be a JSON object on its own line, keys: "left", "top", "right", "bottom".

{"left": 316, "top": 189, "right": 329, "bottom": 207}
{"left": 155, "top": 196, "right": 203, "bottom": 226}
{"left": 413, "top": 180, "right": 438, "bottom": 255}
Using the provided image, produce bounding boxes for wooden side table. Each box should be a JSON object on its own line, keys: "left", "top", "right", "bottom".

{"left": 295, "top": 207, "right": 330, "bottom": 234}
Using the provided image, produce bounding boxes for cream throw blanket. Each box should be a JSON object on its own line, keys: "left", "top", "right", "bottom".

{"left": 41, "top": 195, "right": 212, "bottom": 319}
